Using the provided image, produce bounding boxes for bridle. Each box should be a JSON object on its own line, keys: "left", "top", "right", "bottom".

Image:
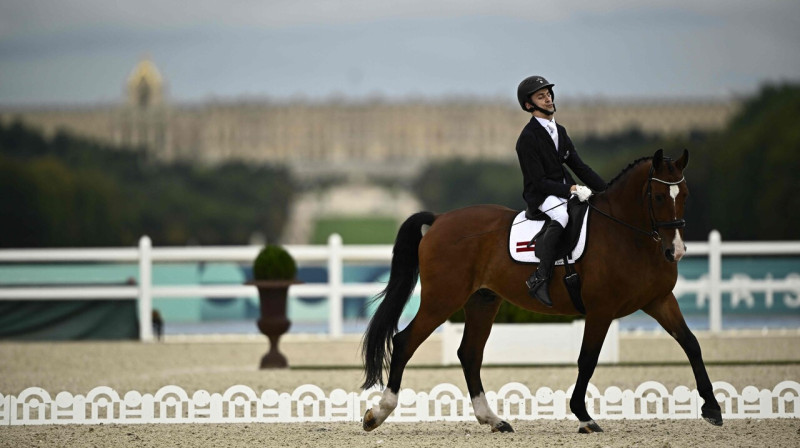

{"left": 588, "top": 163, "right": 686, "bottom": 244}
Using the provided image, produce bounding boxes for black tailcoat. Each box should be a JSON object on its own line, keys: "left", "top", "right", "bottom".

{"left": 515, "top": 116, "right": 606, "bottom": 211}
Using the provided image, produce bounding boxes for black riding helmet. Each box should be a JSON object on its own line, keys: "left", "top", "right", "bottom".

{"left": 517, "top": 75, "right": 555, "bottom": 114}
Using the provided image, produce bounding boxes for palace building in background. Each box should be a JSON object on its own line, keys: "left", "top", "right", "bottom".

{"left": 0, "top": 59, "right": 744, "bottom": 243}
{"left": 1, "top": 59, "right": 740, "bottom": 183}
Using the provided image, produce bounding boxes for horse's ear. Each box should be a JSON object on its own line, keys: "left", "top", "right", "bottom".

{"left": 676, "top": 149, "right": 689, "bottom": 170}
{"left": 653, "top": 149, "right": 664, "bottom": 168}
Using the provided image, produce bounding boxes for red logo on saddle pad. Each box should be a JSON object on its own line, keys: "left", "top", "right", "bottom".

{"left": 516, "top": 241, "right": 535, "bottom": 253}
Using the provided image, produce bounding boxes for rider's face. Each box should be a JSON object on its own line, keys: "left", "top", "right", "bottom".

{"left": 528, "top": 88, "right": 554, "bottom": 113}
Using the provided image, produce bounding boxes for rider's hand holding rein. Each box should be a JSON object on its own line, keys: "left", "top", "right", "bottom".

{"left": 571, "top": 185, "right": 593, "bottom": 202}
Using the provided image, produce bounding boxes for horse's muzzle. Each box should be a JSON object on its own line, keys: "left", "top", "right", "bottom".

{"left": 664, "top": 239, "right": 686, "bottom": 263}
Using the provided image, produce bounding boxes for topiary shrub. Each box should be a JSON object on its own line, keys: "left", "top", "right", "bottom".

{"left": 253, "top": 245, "right": 297, "bottom": 281}
{"left": 448, "top": 300, "right": 581, "bottom": 324}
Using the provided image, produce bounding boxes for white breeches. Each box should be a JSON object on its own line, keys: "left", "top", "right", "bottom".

{"left": 539, "top": 195, "right": 568, "bottom": 227}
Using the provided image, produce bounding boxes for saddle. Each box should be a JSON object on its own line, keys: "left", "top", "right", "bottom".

{"left": 509, "top": 197, "right": 590, "bottom": 265}
{"left": 525, "top": 197, "right": 589, "bottom": 260}
{"left": 510, "top": 197, "right": 590, "bottom": 314}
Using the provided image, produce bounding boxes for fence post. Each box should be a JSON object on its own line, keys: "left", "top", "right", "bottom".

{"left": 708, "top": 230, "right": 722, "bottom": 333}
{"left": 138, "top": 236, "right": 154, "bottom": 342}
{"left": 328, "top": 233, "right": 343, "bottom": 338}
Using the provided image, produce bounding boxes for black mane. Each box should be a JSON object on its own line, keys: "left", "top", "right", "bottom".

{"left": 606, "top": 156, "right": 652, "bottom": 187}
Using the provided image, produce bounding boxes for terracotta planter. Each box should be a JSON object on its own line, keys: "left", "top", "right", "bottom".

{"left": 247, "top": 280, "right": 301, "bottom": 369}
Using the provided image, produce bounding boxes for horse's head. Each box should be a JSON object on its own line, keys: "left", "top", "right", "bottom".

{"left": 648, "top": 149, "right": 689, "bottom": 262}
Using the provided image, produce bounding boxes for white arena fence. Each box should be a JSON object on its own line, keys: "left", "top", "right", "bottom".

{"left": 1, "top": 381, "right": 798, "bottom": 425}
{"left": 0, "top": 230, "right": 799, "bottom": 340}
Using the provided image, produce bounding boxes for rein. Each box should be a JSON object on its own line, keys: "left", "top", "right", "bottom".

{"left": 589, "top": 164, "right": 686, "bottom": 243}
{"left": 587, "top": 201, "right": 662, "bottom": 241}
{"left": 520, "top": 163, "right": 687, "bottom": 247}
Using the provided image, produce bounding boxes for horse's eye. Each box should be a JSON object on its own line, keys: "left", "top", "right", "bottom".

{"left": 654, "top": 194, "right": 665, "bottom": 203}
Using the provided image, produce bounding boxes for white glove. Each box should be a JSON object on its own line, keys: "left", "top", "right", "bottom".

{"left": 572, "top": 185, "right": 592, "bottom": 202}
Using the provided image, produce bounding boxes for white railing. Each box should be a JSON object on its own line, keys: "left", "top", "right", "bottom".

{"left": 0, "top": 234, "right": 396, "bottom": 341}
{"left": 0, "top": 230, "right": 799, "bottom": 340}
{"left": 673, "top": 230, "right": 800, "bottom": 332}
{"left": 2, "top": 381, "right": 798, "bottom": 425}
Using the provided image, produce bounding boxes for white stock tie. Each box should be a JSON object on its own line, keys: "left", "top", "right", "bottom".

{"left": 546, "top": 123, "right": 558, "bottom": 149}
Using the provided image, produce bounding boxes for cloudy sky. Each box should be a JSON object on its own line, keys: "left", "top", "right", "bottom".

{"left": 1, "top": 0, "right": 798, "bottom": 105}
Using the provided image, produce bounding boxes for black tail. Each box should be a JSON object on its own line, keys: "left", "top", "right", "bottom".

{"left": 361, "top": 211, "right": 436, "bottom": 390}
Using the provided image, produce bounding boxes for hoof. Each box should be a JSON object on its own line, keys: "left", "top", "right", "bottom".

{"left": 362, "top": 409, "right": 378, "bottom": 432}
{"left": 578, "top": 420, "right": 603, "bottom": 434}
{"left": 702, "top": 407, "right": 723, "bottom": 426}
{"left": 491, "top": 421, "right": 515, "bottom": 433}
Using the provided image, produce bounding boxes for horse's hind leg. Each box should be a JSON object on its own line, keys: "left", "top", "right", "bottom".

{"left": 363, "top": 289, "right": 463, "bottom": 431}
{"left": 643, "top": 293, "right": 723, "bottom": 426}
{"left": 458, "top": 290, "right": 514, "bottom": 433}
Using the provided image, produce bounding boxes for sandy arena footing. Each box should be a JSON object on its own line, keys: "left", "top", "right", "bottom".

{"left": 1, "top": 330, "right": 799, "bottom": 447}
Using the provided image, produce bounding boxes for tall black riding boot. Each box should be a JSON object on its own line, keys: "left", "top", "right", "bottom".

{"left": 525, "top": 221, "right": 565, "bottom": 307}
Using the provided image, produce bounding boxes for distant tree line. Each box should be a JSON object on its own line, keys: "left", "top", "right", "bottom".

{"left": 0, "top": 123, "right": 293, "bottom": 247}
{"left": 2, "top": 83, "right": 796, "bottom": 247}
{"left": 413, "top": 83, "right": 800, "bottom": 241}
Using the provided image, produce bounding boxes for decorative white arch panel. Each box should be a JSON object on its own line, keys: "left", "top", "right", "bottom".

{"left": 1, "top": 381, "right": 797, "bottom": 425}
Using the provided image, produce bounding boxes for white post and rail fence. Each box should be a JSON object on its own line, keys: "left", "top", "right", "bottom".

{"left": 0, "top": 231, "right": 798, "bottom": 341}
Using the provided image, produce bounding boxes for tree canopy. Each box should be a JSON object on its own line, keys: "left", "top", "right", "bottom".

{"left": 0, "top": 122, "right": 293, "bottom": 247}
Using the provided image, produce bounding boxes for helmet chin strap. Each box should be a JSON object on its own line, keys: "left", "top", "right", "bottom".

{"left": 528, "top": 103, "right": 557, "bottom": 116}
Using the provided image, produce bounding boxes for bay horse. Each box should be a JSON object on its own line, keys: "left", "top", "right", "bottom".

{"left": 360, "top": 149, "right": 723, "bottom": 433}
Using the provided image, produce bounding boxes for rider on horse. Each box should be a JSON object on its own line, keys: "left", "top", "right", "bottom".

{"left": 515, "top": 75, "right": 607, "bottom": 307}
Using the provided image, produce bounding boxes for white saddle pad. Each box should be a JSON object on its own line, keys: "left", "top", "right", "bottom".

{"left": 508, "top": 209, "right": 589, "bottom": 264}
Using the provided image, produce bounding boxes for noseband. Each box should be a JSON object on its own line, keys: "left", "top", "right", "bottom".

{"left": 589, "top": 164, "right": 686, "bottom": 243}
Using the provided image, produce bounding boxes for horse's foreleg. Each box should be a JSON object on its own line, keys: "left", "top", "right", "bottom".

{"left": 458, "top": 291, "right": 513, "bottom": 433}
{"left": 643, "top": 293, "right": 723, "bottom": 426}
{"left": 570, "top": 313, "right": 613, "bottom": 433}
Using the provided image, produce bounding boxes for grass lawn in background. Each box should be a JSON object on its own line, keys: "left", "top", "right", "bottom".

{"left": 311, "top": 217, "right": 398, "bottom": 244}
